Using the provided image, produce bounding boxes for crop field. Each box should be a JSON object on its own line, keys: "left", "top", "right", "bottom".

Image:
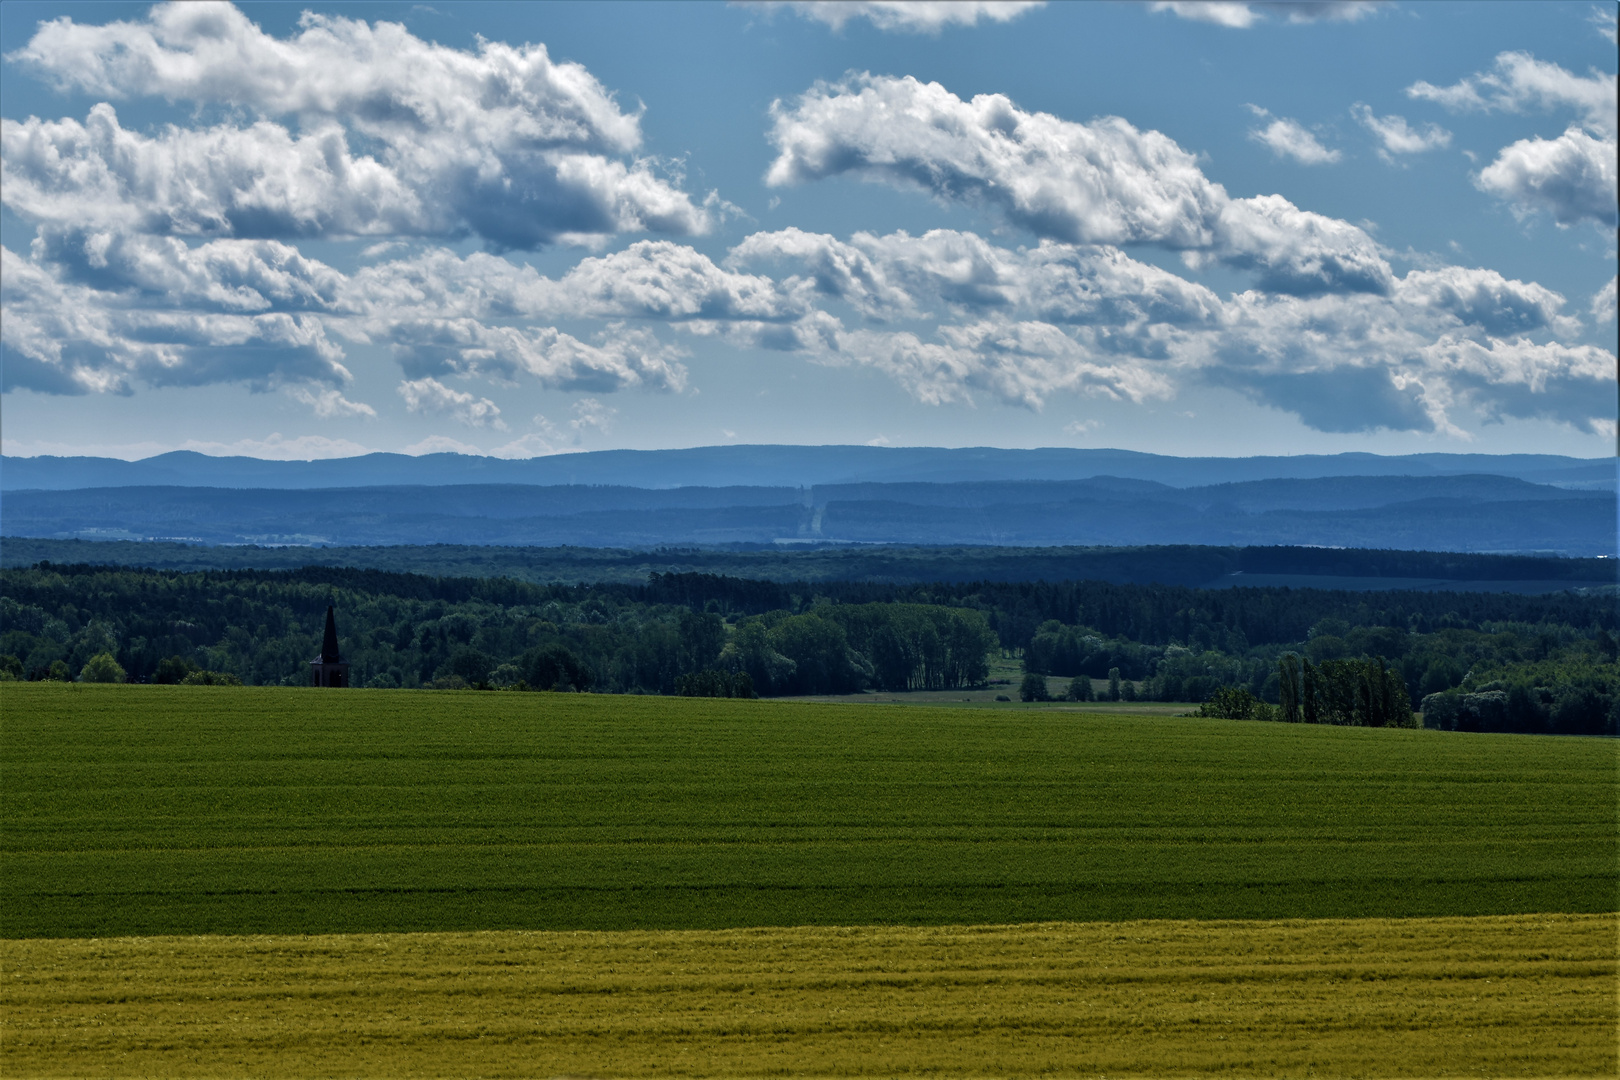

{"left": 4, "top": 915, "right": 1614, "bottom": 1077}
{"left": 5, "top": 684, "right": 1615, "bottom": 938}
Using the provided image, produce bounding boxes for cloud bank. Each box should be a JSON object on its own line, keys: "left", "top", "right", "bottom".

{"left": 2, "top": 6, "right": 1611, "bottom": 448}
{"left": 6, "top": 2, "right": 711, "bottom": 247}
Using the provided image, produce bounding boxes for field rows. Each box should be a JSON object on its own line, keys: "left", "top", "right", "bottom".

{"left": 4, "top": 684, "right": 1616, "bottom": 937}
{"left": 5, "top": 915, "right": 1614, "bottom": 1077}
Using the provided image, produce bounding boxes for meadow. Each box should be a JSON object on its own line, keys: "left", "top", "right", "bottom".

{"left": 4, "top": 683, "right": 1614, "bottom": 939}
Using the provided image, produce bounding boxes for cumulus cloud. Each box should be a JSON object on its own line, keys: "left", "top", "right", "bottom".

{"left": 731, "top": 227, "right": 1222, "bottom": 325}
{"left": 345, "top": 241, "right": 798, "bottom": 325}
{"left": 1350, "top": 103, "right": 1451, "bottom": 162}
{"left": 1207, "top": 195, "right": 1392, "bottom": 295}
{"left": 766, "top": 74, "right": 1226, "bottom": 248}
{"left": 1407, "top": 51, "right": 1616, "bottom": 137}
{"left": 1, "top": 243, "right": 352, "bottom": 396}
{"left": 286, "top": 385, "right": 377, "bottom": 418}
{"left": 1406, "top": 54, "right": 1616, "bottom": 228}
{"left": 1247, "top": 107, "right": 1341, "bottom": 164}
{"left": 397, "top": 377, "right": 505, "bottom": 429}
{"left": 29, "top": 227, "right": 349, "bottom": 312}
{"left": 379, "top": 319, "right": 688, "bottom": 393}
{"left": 829, "top": 321, "right": 1175, "bottom": 409}
{"left": 401, "top": 434, "right": 487, "bottom": 456}
{"left": 752, "top": 1, "right": 1044, "bottom": 32}
{"left": 569, "top": 396, "right": 617, "bottom": 437}
{"left": 724, "top": 224, "right": 1607, "bottom": 433}
{"left": 765, "top": 74, "right": 1390, "bottom": 294}
{"left": 1475, "top": 126, "right": 1618, "bottom": 227}
{"left": 1147, "top": 1, "right": 1384, "bottom": 28}
{"left": 6, "top": 2, "right": 710, "bottom": 247}
{"left": 1592, "top": 276, "right": 1617, "bottom": 323}
{"left": 1203, "top": 280, "right": 1616, "bottom": 435}
{"left": 1397, "top": 266, "right": 1578, "bottom": 336}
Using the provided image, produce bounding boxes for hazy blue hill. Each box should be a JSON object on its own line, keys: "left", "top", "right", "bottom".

{"left": 811, "top": 474, "right": 1598, "bottom": 512}
{"left": 3, "top": 446, "right": 1611, "bottom": 491}
{"left": 1, "top": 473, "right": 1611, "bottom": 554}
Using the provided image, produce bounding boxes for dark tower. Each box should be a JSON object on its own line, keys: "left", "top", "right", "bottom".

{"left": 309, "top": 603, "right": 350, "bottom": 687}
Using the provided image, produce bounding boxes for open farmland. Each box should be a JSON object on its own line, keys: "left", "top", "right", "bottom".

{"left": 4, "top": 915, "right": 1614, "bottom": 1077}
{"left": 4, "top": 684, "right": 1615, "bottom": 938}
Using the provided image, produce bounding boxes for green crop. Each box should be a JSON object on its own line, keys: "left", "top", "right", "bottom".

{"left": 3, "top": 684, "right": 1615, "bottom": 939}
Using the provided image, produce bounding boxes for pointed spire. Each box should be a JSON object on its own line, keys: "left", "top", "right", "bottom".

{"left": 321, "top": 604, "right": 341, "bottom": 663}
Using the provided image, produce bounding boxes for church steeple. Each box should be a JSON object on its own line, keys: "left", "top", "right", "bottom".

{"left": 310, "top": 602, "right": 350, "bottom": 687}
{"left": 320, "top": 604, "right": 341, "bottom": 663}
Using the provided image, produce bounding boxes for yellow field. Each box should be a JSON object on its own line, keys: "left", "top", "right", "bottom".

{"left": 3, "top": 914, "right": 1614, "bottom": 1078}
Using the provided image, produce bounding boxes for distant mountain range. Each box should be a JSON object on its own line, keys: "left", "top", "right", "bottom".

{"left": 2, "top": 466, "right": 1613, "bottom": 556}
{"left": 4, "top": 446, "right": 1611, "bottom": 491}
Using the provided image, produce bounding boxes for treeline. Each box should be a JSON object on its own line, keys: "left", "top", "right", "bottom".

{"left": 0, "top": 562, "right": 1613, "bottom": 734}
{"left": 5, "top": 537, "right": 1613, "bottom": 588}
{"left": 0, "top": 564, "right": 993, "bottom": 698}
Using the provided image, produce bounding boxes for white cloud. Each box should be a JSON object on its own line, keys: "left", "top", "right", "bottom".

{"left": 1, "top": 243, "right": 352, "bottom": 396}
{"left": 1208, "top": 195, "right": 1392, "bottom": 295}
{"left": 1406, "top": 53, "right": 1616, "bottom": 229}
{"left": 1593, "top": 7, "right": 1618, "bottom": 45}
{"left": 569, "top": 396, "right": 617, "bottom": 437}
{"left": 1397, "top": 266, "right": 1578, "bottom": 336}
{"left": 1475, "top": 126, "right": 1618, "bottom": 227}
{"left": 487, "top": 430, "right": 568, "bottom": 459}
{"left": 6, "top": 2, "right": 710, "bottom": 247}
{"left": 831, "top": 320, "right": 1176, "bottom": 409}
{"left": 765, "top": 75, "right": 1390, "bottom": 294}
{"left": 731, "top": 227, "right": 1222, "bottom": 324}
{"left": 767, "top": 74, "right": 1226, "bottom": 248}
{"left": 0, "top": 432, "right": 377, "bottom": 460}
{"left": 346, "top": 241, "right": 798, "bottom": 325}
{"left": 1247, "top": 107, "right": 1341, "bottom": 164}
{"left": 30, "top": 227, "right": 349, "bottom": 313}
{"left": 397, "top": 377, "right": 505, "bottom": 429}
{"left": 732, "top": 224, "right": 1606, "bottom": 432}
{"left": 286, "top": 385, "right": 377, "bottom": 418}
{"left": 752, "top": 1, "right": 1045, "bottom": 32}
{"left": 401, "top": 435, "right": 486, "bottom": 456}
{"left": 1350, "top": 103, "right": 1451, "bottom": 162}
{"left": 1147, "top": 2, "right": 1384, "bottom": 28}
{"left": 381, "top": 319, "right": 688, "bottom": 394}
{"left": 1407, "top": 51, "right": 1616, "bottom": 138}
{"left": 1592, "top": 276, "right": 1618, "bottom": 323}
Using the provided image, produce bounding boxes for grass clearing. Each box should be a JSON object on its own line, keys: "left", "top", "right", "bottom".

{"left": 4, "top": 684, "right": 1615, "bottom": 938}
{"left": 4, "top": 914, "right": 1614, "bottom": 1077}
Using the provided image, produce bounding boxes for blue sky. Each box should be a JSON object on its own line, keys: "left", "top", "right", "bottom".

{"left": 1, "top": 0, "right": 1614, "bottom": 461}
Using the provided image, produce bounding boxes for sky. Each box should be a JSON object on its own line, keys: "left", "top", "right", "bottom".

{"left": 0, "top": 0, "right": 1615, "bottom": 461}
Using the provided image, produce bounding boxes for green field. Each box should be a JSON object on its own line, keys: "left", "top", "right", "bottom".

{"left": 4, "top": 683, "right": 1614, "bottom": 939}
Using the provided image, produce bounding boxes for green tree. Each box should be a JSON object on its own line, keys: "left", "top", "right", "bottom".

{"left": 1198, "top": 686, "right": 1256, "bottom": 720}
{"left": 1277, "top": 654, "right": 1301, "bottom": 723}
{"left": 1019, "top": 672, "right": 1049, "bottom": 702}
{"left": 1107, "top": 667, "right": 1122, "bottom": 701}
{"left": 78, "top": 652, "right": 127, "bottom": 683}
